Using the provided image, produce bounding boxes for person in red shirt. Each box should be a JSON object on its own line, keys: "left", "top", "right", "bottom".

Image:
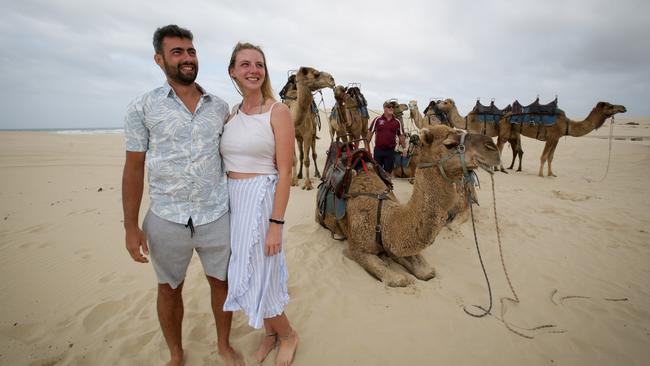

{"left": 367, "top": 100, "right": 407, "bottom": 175}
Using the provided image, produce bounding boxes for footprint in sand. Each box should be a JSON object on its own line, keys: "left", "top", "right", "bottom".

{"left": 99, "top": 272, "right": 117, "bottom": 284}
{"left": 66, "top": 208, "right": 99, "bottom": 217}
{"left": 551, "top": 190, "right": 594, "bottom": 202}
{"left": 73, "top": 248, "right": 93, "bottom": 260}
{"left": 81, "top": 299, "right": 130, "bottom": 333}
{"left": 287, "top": 223, "right": 318, "bottom": 234}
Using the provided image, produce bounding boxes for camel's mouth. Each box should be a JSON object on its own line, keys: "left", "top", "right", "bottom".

{"left": 474, "top": 159, "right": 495, "bottom": 174}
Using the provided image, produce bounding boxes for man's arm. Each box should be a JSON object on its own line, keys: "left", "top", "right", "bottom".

{"left": 122, "top": 151, "right": 149, "bottom": 263}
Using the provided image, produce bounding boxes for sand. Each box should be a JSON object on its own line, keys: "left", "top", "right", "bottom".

{"left": 1, "top": 115, "right": 649, "bottom": 365}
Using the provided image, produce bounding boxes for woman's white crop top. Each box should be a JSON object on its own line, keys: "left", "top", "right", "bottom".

{"left": 220, "top": 102, "right": 279, "bottom": 174}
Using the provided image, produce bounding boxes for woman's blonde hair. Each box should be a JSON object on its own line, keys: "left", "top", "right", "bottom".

{"left": 228, "top": 42, "right": 275, "bottom": 101}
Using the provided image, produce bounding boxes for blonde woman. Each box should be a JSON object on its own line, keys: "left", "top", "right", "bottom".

{"left": 220, "top": 42, "right": 298, "bottom": 366}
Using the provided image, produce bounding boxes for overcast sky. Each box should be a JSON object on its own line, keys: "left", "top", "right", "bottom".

{"left": 1, "top": 0, "right": 648, "bottom": 129}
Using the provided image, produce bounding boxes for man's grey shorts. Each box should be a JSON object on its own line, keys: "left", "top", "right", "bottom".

{"left": 143, "top": 210, "right": 230, "bottom": 289}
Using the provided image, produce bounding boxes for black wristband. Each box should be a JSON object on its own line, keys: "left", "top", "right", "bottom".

{"left": 269, "top": 218, "right": 285, "bottom": 225}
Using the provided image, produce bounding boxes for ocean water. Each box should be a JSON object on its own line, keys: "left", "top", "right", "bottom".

{"left": 0, "top": 127, "right": 124, "bottom": 134}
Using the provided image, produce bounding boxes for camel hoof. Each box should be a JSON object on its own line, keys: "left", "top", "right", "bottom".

{"left": 385, "top": 275, "right": 414, "bottom": 287}
{"left": 417, "top": 268, "right": 436, "bottom": 281}
{"left": 297, "top": 173, "right": 303, "bottom": 179}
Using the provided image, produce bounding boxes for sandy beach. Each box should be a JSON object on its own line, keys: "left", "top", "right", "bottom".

{"left": 1, "top": 115, "right": 649, "bottom": 366}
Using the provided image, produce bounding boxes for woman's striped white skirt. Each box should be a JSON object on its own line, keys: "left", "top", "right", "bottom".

{"left": 223, "top": 174, "right": 289, "bottom": 329}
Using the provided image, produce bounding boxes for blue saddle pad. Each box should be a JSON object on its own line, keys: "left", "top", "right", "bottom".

{"left": 476, "top": 114, "right": 502, "bottom": 123}
{"left": 318, "top": 183, "right": 346, "bottom": 220}
{"left": 508, "top": 108, "right": 563, "bottom": 126}
{"left": 393, "top": 152, "right": 411, "bottom": 168}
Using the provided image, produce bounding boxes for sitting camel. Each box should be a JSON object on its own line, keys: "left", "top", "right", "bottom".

{"left": 497, "top": 101, "right": 627, "bottom": 177}
{"left": 320, "top": 125, "right": 501, "bottom": 286}
{"left": 329, "top": 85, "right": 369, "bottom": 149}
{"left": 287, "top": 67, "right": 335, "bottom": 190}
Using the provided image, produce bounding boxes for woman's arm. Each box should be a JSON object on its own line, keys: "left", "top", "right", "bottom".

{"left": 265, "top": 102, "right": 295, "bottom": 256}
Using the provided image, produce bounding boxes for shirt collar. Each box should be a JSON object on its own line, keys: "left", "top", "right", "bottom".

{"left": 162, "top": 81, "right": 211, "bottom": 101}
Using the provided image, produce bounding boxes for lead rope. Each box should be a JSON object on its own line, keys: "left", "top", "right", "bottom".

{"left": 488, "top": 174, "right": 562, "bottom": 338}
{"left": 463, "top": 182, "right": 493, "bottom": 318}
{"left": 464, "top": 175, "right": 562, "bottom": 338}
{"left": 586, "top": 116, "right": 615, "bottom": 183}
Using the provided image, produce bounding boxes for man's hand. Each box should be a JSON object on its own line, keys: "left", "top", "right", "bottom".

{"left": 125, "top": 227, "right": 149, "bottom": 263}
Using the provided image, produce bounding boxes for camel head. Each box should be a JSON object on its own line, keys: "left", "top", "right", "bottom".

{"left": 435, "top": 98, "right": 456, "bottom": 113}
{"left": 418, "top": 125, "right": 500, "bottom": 180}
{"left": 295, "top": 66, "right": 335, "bottom": 91}
{"left": 397, "top": 103, "right": 409, "bottom": 113}
{"left": 594, "top": 101, "right": 627, "bottom": 117}
{"left": 333, "top": 85, "right": 346, "bottom": 99}
{"left": 279, "top": 74, "right": 297, "bottom": 100}
{"left": 408, "top": 100, "right": 418, "bottom": 109}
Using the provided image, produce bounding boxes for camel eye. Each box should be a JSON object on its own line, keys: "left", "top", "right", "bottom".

{"left": 485, "top": 142, "right": 497, "bottom": 151}
{"left": 443, "top": 139, "right": 458, "bottom": 149}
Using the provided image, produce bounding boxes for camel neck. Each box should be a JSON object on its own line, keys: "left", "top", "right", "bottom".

{"left": 568, "top": 109, "right": 609, "bottom": 137}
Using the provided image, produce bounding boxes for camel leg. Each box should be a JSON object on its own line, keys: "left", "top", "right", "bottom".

{"left": 344, "top": 249, "right": 414, "bottom": 287}
{"left": 301, "top": 135, "right": 313, "bottom": 190}
{"left": 516, "top": 138, "right": 523, "bottom": 172}
{"left": 291, "top": 150, "right": 299, "bottom": 187}
{"left": 311, "top": 135, "right": 320, "bottom": 178}
{"left": 495, "top": 136, "right": 508, "bottom": 174}
{"left": 546, "top": 140, "right": 559, "bottom": 177}
{"left": 392, "top": 254, "right": 436, "bottom": 281}
{"left": 508, "top": 139, "right": 518, "bottom": 169}
{"left": 538, "top": 141, "right": 553, "bottom": 177}
{"left": 296, "top": 136, "right": 304, "bottom": 179}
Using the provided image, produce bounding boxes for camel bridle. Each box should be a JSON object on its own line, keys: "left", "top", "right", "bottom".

{"left": 416, "top": 132, "right": 472, "bottom": 184}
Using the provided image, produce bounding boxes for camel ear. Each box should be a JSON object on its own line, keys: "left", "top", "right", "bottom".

{"left": 420, "top": 128, "right": 435, "bottom": 145}
{"left": 442, "top": 131, "right": 461, "bottom": 147}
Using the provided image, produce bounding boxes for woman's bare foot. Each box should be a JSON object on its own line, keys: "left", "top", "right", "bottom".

{"left": 255, "top": 333, "right": 277, "bottom": 363}
{"left": 275, "top": 331, "right": 298, "bottom": 366}
{"left": 218, "top": 344, "right": 245, "bottom": 366}
{"left": 166, "top": 351, "right": 184, "bottom": 366}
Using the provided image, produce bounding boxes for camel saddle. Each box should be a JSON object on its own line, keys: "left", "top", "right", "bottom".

{"left": 469, "top": 100, "right": 511, "bottom": 123}
{"left": 317, "top": 141, "right": 392, "bottom": 236}
{"left": 508, "top": 97, "right": 561, "bottom": 126}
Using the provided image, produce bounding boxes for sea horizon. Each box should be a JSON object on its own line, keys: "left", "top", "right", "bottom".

{"left": 0, "top": 127, "right": 124, "bottom": 134}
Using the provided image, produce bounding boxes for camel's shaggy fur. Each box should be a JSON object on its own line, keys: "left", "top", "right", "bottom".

{"left": 320, "top": 125, "right": 501, "bottom": 286}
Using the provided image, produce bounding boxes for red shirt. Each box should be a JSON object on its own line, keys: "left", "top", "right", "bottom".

{"left": 370, "top": 115, "right": 403, "bottom": 150}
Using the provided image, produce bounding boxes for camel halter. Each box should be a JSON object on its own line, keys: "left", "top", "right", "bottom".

{"left": 416, "top": 132, "right": 472, "bottom": 184}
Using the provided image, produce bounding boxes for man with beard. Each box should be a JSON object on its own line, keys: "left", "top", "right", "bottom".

{"left": 122, "top": 25, "right": 243, "bottom": 366}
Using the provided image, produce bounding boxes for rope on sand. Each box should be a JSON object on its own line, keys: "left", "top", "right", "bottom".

{"left": 550, "top": 288, "right": 629, "bottom": 305}
{"left": 464, "top": 174, "right": 563, "bottom": 338}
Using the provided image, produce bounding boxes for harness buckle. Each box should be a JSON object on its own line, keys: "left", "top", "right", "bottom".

{"left": 457, "top": 144, "right": 465, "bottom": 154}
{"left": 375, "top": 224, "right": 382, "bottom": 233}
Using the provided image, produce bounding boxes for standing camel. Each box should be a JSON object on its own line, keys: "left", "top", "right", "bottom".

{"left": 436, "top": 98, "right": 514, "bottom": 172}
{"left": 319, "top": 125, "right": 501, "bottom": 286}
{"left": 497, "top": 101, "right": 626, "bottom": 177}
{"left": 330, "top": 85, "right": 369, "bottom": 149}
{"left": 289, "top": 67, "right": 335, "bottom": 190}
{"left": 280, "top": 74, "right": 321, "bottom": 182}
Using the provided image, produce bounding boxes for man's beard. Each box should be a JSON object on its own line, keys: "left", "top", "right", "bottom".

{"left": 163, "top": 58, "right": 198, "bottom": 85}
